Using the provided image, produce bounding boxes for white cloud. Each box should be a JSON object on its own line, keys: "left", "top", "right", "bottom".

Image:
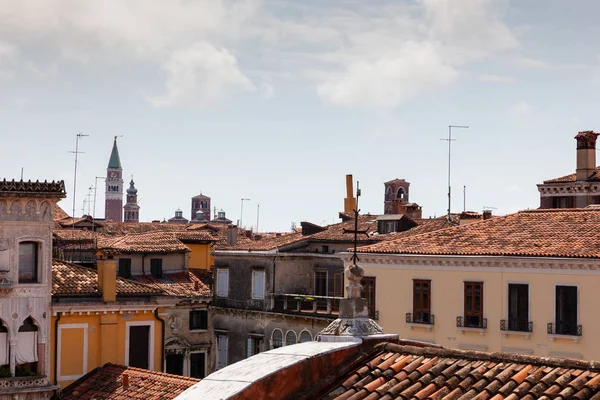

{"left": 509, "top": 100, "right": 531, "bottom": 117}
{"left": 148, "top": 42, "right": 255, "bottom": 107}
{"left": 317, "top": 42, "right": 457, "bottom": 107}
{"left": 478, "top": 73, "right": 514, "bottom": 83}
{"left": 516, "top": 57, "right": 548, "bottom": 69}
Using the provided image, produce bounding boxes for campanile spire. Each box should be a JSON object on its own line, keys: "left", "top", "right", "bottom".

{"left": 105, "top": 137, "right": 124, "bottom": 221}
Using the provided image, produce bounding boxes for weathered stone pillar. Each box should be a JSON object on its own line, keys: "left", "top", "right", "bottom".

{"left": 9, "top": 337, "right": 16, "bottom": 376}
{"left": 37, "top": 343, "right": 45, "bottom": 376}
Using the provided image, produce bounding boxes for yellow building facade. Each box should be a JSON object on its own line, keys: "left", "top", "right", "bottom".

{"left": 351, "top": 208, "right": 600, "bottom": 362}
{"left": 50, "top": 258, "right": 171, "bottom": 388}
{"left": 185, "top": 242, "right": 214, "bottom": 270}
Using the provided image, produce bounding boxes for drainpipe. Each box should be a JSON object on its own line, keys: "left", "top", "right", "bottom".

{"left": 53, "top": 312, "right": 61, "bottom": 385}
{"left": 154, "top": 309, "right": 165, "bottom": 372}
{"left": 142, "top": 253, "right": 147, "bottom": 275}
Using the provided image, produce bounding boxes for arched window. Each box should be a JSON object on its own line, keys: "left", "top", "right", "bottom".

{"left": 299, "top": 330, "right": 312, "bottom": 343}
{"left": 397, "top": 188, "right": 405, "bottom": 200}
{"left": 19, "top": 242, "right": 39, "bottom": 283}
{"left": 285, "top": 331, "right": 297, "bottom": 346}
{"left": 17, "top": 317, "right": 38, "bottom": 375}
{"left": 271, "top": 329, "right": 283, "bottom": 349}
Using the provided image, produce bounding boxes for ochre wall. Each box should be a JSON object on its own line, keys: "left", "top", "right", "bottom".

{"left": 186, "top": 243, "right": 213, "bottom": 270}
{"left": 50, "top": 309, "right": 165, "bottom": 388}
{"left": 366, "top": 265, "right": 597, "bottom": 360}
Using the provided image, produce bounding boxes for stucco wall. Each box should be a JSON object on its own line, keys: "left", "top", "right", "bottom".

{"left": 186, "top": 243, "right": 213, "bottom": 270}
{"left": 361, "top": 256, "right": 600, "bottom": 360}
{"left": 114, "top": 252, "right": 188, "bottom": 275}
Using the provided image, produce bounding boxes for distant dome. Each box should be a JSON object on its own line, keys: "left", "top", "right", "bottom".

{"left": 127, "top": 180, "right": 137, "bottom": 195}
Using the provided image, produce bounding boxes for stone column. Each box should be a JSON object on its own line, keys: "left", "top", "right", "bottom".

{"left": 9, "top": 337, "right": 16, "bottom": 376}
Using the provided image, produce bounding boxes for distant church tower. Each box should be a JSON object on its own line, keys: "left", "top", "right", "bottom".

{"left": 105, "top": 137, "right": 124, "bottom": 222}
{"left": 124, "top": 179, "right": 140, "bottom": 222}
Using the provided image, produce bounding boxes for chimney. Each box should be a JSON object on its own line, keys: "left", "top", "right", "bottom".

{"left": 227, "top": 225, "right": 238, "bottom": 245}
{"left": 344, "top": 174, "right": 357, "bottom": 213}
{"left": 575, "top": 131, "right": 600, "bottom": 181}
{"left": 96, "top": 254, "right": 117, "bottom": 302}
{"left": 482, "top": 210, "right": 492, "bottom": 220}
{"left": 122, "top": 373, "right": 129, "bottom": 389}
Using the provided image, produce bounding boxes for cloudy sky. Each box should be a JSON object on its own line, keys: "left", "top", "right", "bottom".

{"left": 1, "top": 0, "right": 600, "bottom": 231}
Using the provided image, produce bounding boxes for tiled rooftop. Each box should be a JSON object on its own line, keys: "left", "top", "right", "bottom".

{"left": 324, "top": 343, "right": 600, "bottom": 400}
{"left": 358, "top": 208, "right": 600, "bottom": 258}
{"left": 131, "top": 271, "right": 212, "bottom": 298}
{"left": 99, "top": 221, "right": 187, "bottom": 236}
{"left": 52, "top": 259, "right": 163, "bottom": 297}
{"left": 54, "top": 204, "right": 70, "bottom": 220}
{"left": 310, "top": 215, "right": 381, "bottom": 243}
{"left": 217, "top": 231, "right": 304, "bottom": 251}
{"left": 172, "top": 231, "right": 217, "bottom": 243}
{"left": 543, "top": 166, "right": 600, "bottom": 184}
{"left": 61, "top": 363, "right": 199, "bottom": 399}
{"left": 97, "top": 231, "right": 191, "bottom": 254}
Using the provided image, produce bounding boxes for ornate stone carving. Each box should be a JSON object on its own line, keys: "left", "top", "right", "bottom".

{"left": 168, "top": 314, "right": 182, "bottom": 333}
{"left": 319, "top": 317, "right": 384, "bottom": 336}
{"left": 345, "top": 264, "right": 364, "bottom": 298}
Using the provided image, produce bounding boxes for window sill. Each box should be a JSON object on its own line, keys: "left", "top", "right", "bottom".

{"left": 548, "top": 334, "right": 581, "bottom": 343}
{"left": 458, "top": 327, "right": 487, "bottom": 336}
{"left": 501, "top": 330, "right": 532, "bottom": 339}
{"left": 189, "top": 329, "right": 208, "bottom": 333}
{"left": 407, "top": 323, "right": 433, "bottom": 331}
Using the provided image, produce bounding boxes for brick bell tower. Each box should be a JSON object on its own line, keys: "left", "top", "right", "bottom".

{"left": 105, "top": 137, "right": 124, "bottom": 222}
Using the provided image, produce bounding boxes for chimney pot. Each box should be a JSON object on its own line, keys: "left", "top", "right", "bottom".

{"left": 123, "top": 373, "right": 129, "bottom": 388}
{"left": 194, "top": 281, "right": 200, "bottom": 291}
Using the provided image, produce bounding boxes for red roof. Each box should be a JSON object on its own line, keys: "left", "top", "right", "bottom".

{"left": 97, "top": 231, "right": 190, "bottom": 254}
{"left": 358, "top": 208, "right": 600, "bottom": 258}
{"left": 131, "top": 271, "right": 211, "bottom": 298}
{"left": 60, "top": 363, "right": 199, "bottom": 399}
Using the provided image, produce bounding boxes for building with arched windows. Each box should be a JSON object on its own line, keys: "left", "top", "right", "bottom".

{"left": 383, "top": 178, "right": 422, "bottom": 219}
{"left": 0, "top": 178, "right": 65, "bottom": 398}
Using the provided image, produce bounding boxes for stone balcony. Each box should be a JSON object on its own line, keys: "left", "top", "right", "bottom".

{"left": 269, "top": 294, "right": 342, "bottom": 319}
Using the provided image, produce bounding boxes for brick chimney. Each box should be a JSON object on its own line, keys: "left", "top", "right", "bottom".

{"left": 227, "top": 225, "right": 238, "bottom": 245}
{"left": 575, "top": 131, "right": 600, "bottom": 181}
{"left": 344, "top": 174, "right": 357, "bottom": 213}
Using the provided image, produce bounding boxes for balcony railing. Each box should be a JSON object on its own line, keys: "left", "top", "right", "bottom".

{"left": 547, "top": 322, "right": 582, "bottom": 337}
{"left": 457, "top": 316, "right": 487, "bottom": 329}
{"left": 270, "top": 294, "right": 342, "bottom": 318}
{"left": 500, "top": 319, "right": 533, "bottom": 333}
{"left": 406, "top": 312, "right": 435, "bottom": 325}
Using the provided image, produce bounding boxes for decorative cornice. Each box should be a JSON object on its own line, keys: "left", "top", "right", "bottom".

{"left": 0, "top": 179, "right": 66, "bottom": 198}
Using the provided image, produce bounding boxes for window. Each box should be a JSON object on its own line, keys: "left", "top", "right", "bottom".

{"left": 118, "top": 258, "right": 132, "bottom": 279}
{"left": 271, "top": 329, "right": 283, "bottom": 349}
{"left": 413, "top": 280, "right": 431, "bottom": 324}
{"left": 19, "top": 242, "right": 38, "bottom": 283}
{"left": 190, "top": 352, "right": 206, "bottom": 378}
{"left": 285, "top": 331, "right": 297, "bottom": 346}
{"left": 299, "top": 331, "right": 312, "bottom": 343}
{"left": 189, "top": 310, "right": 208, "bottom": 331}
{"left": 508, "top": 284, "right": 529, "bottom": 331}
{"left": 321, "top": 245, "right": 329, "bottom": 254}
{"left": 464, "top": 282, "right": 484, "bottom": 328}
{"left": 165, "top": 354, "right": 184, "bottom": 376}
{"left": 397, "top": 188, "right": 405, "bottom": 200}
{"left": 252, "top": 269, "right": 265, "bottom": 299}
{"left": 216, "top": 334, "right": 228, "bottom": 370}
{"left": 333, "top": 273, "right": 344, "bottom": 297}
{"left": 247, "top": 336, "right": 263, "bottom": 358}
{"left": 216, "top": 268, "right": 229, "bottom": 297}
{"left": 150, "top": 259, "right": 163, "bottom": 279}
{"left": 315, "top": 270, "right": 327, "bottom": 297}
{"left": 555, "top": 285, "right": 578, "bottom": 335}
{"left": 361, "top": 277, "right": 376, "bottom": 318}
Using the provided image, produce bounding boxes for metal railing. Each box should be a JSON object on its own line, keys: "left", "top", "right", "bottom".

{"left": 547, "top": 322, "right": 582, "bottom": 336}
{"left": 270, "top": 294, "right": 342, "bottom": 317}
{"left": 500, "top": 319, "right": 533, "bottom": 333}
{"left": 457, "top": 316, "right": 487, "bottom": 329}
{"left": 406, "top": 312, "right": 435, "bottom": 325}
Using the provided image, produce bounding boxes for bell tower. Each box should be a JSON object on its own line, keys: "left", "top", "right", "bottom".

{"left": 123, "top": 178, "right": 139, "bottom": 222}
{"left": 105, "top": 137, "right": 124, "bottom": 222}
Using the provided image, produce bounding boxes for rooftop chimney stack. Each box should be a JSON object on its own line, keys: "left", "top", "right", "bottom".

{"left": 575, "top": 131, "right": 600, "bottom": 181}
{"left": 344, "top": 174, "right": 357, "bottom": 213}
{"left": 227, "top": 225, "right": 238, "bottom": 246}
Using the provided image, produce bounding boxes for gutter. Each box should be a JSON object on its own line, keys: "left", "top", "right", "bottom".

{"left": 53, "top": 312, "right": 61, "bottom": 385}
{"left": 154, "top": 309, "right": 165, "bottom": 372}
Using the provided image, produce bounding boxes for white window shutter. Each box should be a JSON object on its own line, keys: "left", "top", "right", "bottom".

{"left": 217, "top": 269, "right": 229, "bottom": 297}
{"left": 252, "top": 270, "right": 265, "bottom": 299}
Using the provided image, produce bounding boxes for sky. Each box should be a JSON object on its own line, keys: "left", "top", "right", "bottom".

{"left": 2, "top": 0, "right": 600, "bottom": 231}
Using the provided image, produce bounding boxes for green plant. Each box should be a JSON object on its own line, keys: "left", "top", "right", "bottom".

{"left": 15, "top": 365, "right": 36, "bottom": 377}
{"left": 0, "top": 365, "right": 11, "bottom": 378}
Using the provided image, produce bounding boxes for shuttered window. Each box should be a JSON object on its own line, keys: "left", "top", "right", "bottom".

{"left": 216, "top": 269, "right": 229, "bottom": 297}
{"left": 252, "top": 269, "right": 265, "bottom": 299}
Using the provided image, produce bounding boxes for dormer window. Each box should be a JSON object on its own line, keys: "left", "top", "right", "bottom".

{"left": 18, "top": 242, "right": 39, "bottom": 284}
{"left": 175, "top": 210, "right": 183, "bottom": 218}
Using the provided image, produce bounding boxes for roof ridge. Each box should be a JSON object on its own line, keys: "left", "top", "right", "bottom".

{"left": 384, "top": 343, "right": 600, "bottom": 371}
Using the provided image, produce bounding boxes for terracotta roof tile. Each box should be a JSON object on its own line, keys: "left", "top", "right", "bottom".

{"left": 97, "top": 231, "right": 190, "bottom": 254}
{"left": 358, "top": 208, "right": 600, "bottom": 258}
{"left": 99, "top": 221, "right": 188, "bottom": 236}
{"left": 543, "top": 166, "right": 600, "bottom": 184}
{"left": 131, "top": 271, "right": 211, "bottom": 298}
{"left": 0, "top": 178, "right": 66, "bottom": 197}
{"left": 326, "top": 343, "right": 600, "bottom": 400}
{"left": 54, "top": 204, "right": 70, "bottom": 220}
{"left": 60, "top": 363, "right": 199, "bottom": 399}
{"left": 52, "top": 259, "right": 163, "bottom": 297}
